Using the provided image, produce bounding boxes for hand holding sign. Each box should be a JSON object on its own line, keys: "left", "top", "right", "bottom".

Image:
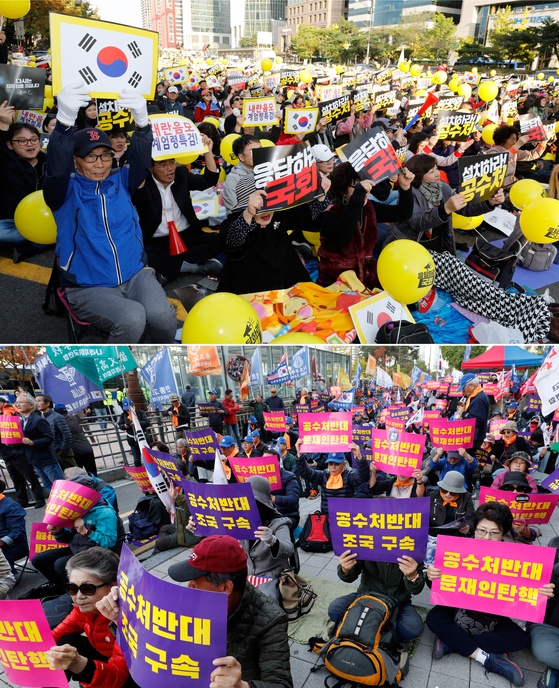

{"left": 0, "top": 99, "right": 14, "bottom": 126}
{"left": 245, "top": 190, "right": 267, "bottom": 219}
{"left": 444, "top": 194, "right": 467, "bottom": 214}
{"left": 116, "top": 87, "right": 148, "bottom": 127}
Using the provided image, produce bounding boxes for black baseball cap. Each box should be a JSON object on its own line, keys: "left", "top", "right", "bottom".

{"left": 74, "top": 128, "right": 114, "bottom": 158}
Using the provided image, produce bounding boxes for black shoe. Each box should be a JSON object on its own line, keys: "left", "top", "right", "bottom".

{"left": 34, "top": 500, "right": 46, "bottom": 508}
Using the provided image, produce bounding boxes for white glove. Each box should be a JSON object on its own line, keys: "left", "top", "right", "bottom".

{"left": 117, "top": 88, "right": 149, "bottom": 128}
{"left": 259, "top": 527, "right": 277, "bottom": 547}
{"left": 56, "top": 81, "right": 91, "bottom": 127}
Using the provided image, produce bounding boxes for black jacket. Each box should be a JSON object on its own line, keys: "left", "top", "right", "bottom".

{"left": 265, "top": 396, "right": 285, "bottom": 410}
{"left": 164, "top": 403, "right": 190, "bottom": 428}
{"left": 273, "top": 467, "right": 300, "bottom": 522}
{"left": 200, "top": 400, "right": 227, "bottom": 428}
{"left": 463, "top": 391, "right": 490, "bottom": 445}
{"left": 429, "top": 489, "right": 475, "bottom": 536}
{"left": 20, "top": 412, "right": 59, "bottom": 467}
{"left": 118, "top": 409, "right": 150, "bottom": 447}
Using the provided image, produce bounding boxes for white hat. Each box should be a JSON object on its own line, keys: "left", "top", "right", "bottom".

{"left": 168, "top": 86, "right": 179, "bottom": 94}
{"left": 311, "top": 144, "right": 335, "bottom": 162}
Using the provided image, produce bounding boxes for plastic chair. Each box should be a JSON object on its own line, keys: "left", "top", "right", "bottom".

{"left": 57, "top": 287, "right": 93, "bottom": 343}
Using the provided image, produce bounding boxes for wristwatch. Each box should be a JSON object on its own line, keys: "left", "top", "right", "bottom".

{"left": 409, "top": 572, "right": 420, "bottom": 584}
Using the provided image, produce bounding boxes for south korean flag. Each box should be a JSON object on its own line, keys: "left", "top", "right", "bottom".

{"left": 164, "top": 66, "right": 189, "bottom": 85}
{"left": 285, "top": 107, "right": 319, "bottom": 135}
{"left": 50, "top": 13, "right": 158, "bottom": 99}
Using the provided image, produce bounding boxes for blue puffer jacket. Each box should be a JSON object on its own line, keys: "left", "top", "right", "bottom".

{"left": 0, "top": 496, "right": 27, "bottom": 548}
{"left": 43, "top": 121, "right": 153, "bottom": 289}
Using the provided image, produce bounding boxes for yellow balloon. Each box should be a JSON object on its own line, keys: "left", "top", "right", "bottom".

{"left": 47, "top": 49, "right": 51, "bottom": 55}
{"left": 520, "top": 198, "right": 559, "bottom": 244}
{"left": 399, "top": 61, "right": 410, "bottom": 73}
{"left": 415, "top": 89, "right": 427, "bottom": 98}
{"left": 0, "top": 0, "right": 30, "bottom": 18}
{"left": 272, "top": 332, "right": 324, "bottom": 344}
{"left": 206, "top": 58, "right": 214, "bottom": 66}
{"left": 377, "top": 240, "right": 436, "bottom": 304}
{"left": 202, "top": 116, "right": 220, "bottom": 129}
{"left": 44, "top": 85, "right": 52, "bottom": 98}
{"left": 410, "top": 64, "right": 421, "bottom": 77}
{"left": 433, "top": 71, "right": 447, "bottom": 84}
{"left": 179, "top": 59, "right": 186, "bottom": 66}
{"left": 481, "top": 123, "right": 497, "bottom": 145}
{"left": 458, "top": 83, "right": 472, "bottom": 97}
{"left": 181, "top": 293, "right": 262, "bottom": 343}
{"left": 261, "top": 58, "right": 273, "bottom": 72}
{"left": 299, "top": 69, "right": 312, "bottom": 83}
{"left": 538, "top": 72, "right": 545, "bottom": 80}
{"left": 509, "top": 179, "right": 547, "bottom": 209}
{"left": 490, "top": 70, "right": 496, "bottom": 76}
{"left": 448, "top": 79, "right": 460, "bottom": 92}
{"left": 336, "top": 66, "right": 345, "bottom": 74}
{"left": 478, "top": 81, "right": 498, "bottom": 102}
{"left": 276, "top": 56, "right": 284, "bottom": 64}
{"left": 221, "top": 133, "right": 241, "bottom": 165}
{"left": 471, "top": 67, "right": 478, "bottom": 74}
{"left": 452, "top": 213, "right": 484, "bottom": 230}
{"left": 201, "top": 165, "right": 226, "bottom": 182}
{"left": 174, "top": 151, "right": 201, "bottom": 165}
{"left": 259, "top": 138, "right": 275, "bottom": 148}
{"left": 14, "top": 191, "right": 57, "bottom": 244}
{"left": 549, "top": 76, "right": 555, "bottom": 83}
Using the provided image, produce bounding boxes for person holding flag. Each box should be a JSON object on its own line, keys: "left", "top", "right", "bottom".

{"left": 117, "top": 402, "right": 150, "bottom": 468}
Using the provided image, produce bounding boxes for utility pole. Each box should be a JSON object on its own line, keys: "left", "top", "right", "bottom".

{"left": 365, "top": 0, "right": 373, "bottom": 64}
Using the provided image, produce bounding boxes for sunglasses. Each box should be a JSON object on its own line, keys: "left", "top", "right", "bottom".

{"left": 64, "top": 582, "right": 110, "bottom": 596}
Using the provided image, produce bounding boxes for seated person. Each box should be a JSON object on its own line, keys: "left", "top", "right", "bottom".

{"left": 491, "top": 451, "right": 537, "bottom": 492}
{"left": 0, "top": 549, "right": 16, "bottom": 600}
{"left": 0, "top": 478, "right": 28, "bottom": 573}
{"left": 97, "top": 535, "right": 294, "bottom": 688}
{"left": 294, "top": 439, "right": 370, "bottom": 514}
{"left": 273, "top": 437, "right": 296, "bottom": 471}
{"left": 359, "top": 464, "right": 425, "bottom": 498}
{"left": 239, "top": 434, "right": 262, "bottom": 458}
{"left": 490, "top": 421, "right": 534, "bottom": 468}
{"left": 262, "top": 447, "right": 300, "bottom": 531}
{"left": 64, "top": 466, "right": 119, "bottom": 513}
{"left": 47, "top": 548, "right": 138, "bottom": 688}
{"left": 251, "top": 430, "right": 268, "bottom": 456}
{"left": 430, "top": 447, "right": 477, "bottom": 491}
{"left": 429, "top": 470, "right": 475, "bottom": 537}
{"left": 426, "top": 502, "right": 554, "bottom": 687}
{"left": 155, "top": 480, "right": 201, "bottom": 552}
{"left": 498, "top": 472, "right": 541, "bottom": 544}
{"left": 474, "top": 434, "right": 496, "bottom": 487}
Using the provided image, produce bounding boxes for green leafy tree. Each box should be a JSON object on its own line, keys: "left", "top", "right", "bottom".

{"left": 239, "top": 34, "right": 258, "bottom": 47}
{"left": 423, "top": 13, "right": 458, "bottom": 61}
{"left": 535, "top": 19, "right": 559, "bottom": 68}
{"left": 291, "top": 25, "right": 323, "bottom": 60}
{"left": 489, "top": 7, "right": 536, "bottom": 66}
{"left": 440, "top": 346, "right": 487, "bottom": 372}
{"left": 456, "top": 36, "right": 498, "bottom": 63}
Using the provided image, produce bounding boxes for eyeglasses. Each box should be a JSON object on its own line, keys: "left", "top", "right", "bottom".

{"left": 501, "top": 430, "right": 514, "bottom": 435}
{"left": 82, "top": 152, "right": 115, "bottom": 163}
{"left": 440, "top": 489, "right": 459, "bottom": 498}
{"left": 12, "top": 136, "right": 39, "bottom": 145}
{"left": 153, "top": 160, "right": 177, "bottom": 169}
{"left": 475, "top": 528, "right": 502, "bottom": 539}
{"left": 64, "top": 582, "right": 111, "bottom": 596}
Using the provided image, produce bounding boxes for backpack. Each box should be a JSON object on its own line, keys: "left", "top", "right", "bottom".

{"left": 503, "top": 216, "right": 558, "bottom": 271}
{"left": 298, "top": 511, "right": 332, "bottom": 552}
{"left": 309, "top": 594, "right": 405, "bottom": 687}
{"left": 464, "top": 237, "right": 518, "bottom": 289}
{"left": 127, "top": 497, "right": 160, "bottom": 541}
{"left": 375, "top": 320, "right": 434, "bottom": 344}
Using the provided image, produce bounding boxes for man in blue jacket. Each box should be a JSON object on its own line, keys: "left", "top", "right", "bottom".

{"left": 0, "top": 479, "right": 28, "bottom": 573}
{"left": 43, "top": 81, "right": 176, "bottom": 343}
{"left": 459, "top": 373, "right": 490, "bottom": 450}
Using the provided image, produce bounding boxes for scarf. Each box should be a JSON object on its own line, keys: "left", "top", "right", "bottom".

{"left": 464, "top": 386, "right": 483, "bottom": 412}
{"left": 396, "top": 477, "right": 414, "bottom": 487}
{"left": 508, "top": 410, "right": 516, "bottom": 419}
{"left": 419, "top": 180, "right": 443, "bottom": 209}
{"left": 504, "top": 434, "right": 517, "bottom": 447}
{"left": 440, "top": 489, "right": 457, "bottom": 507}
{"left": 326, "top": 472, "right": 344, "bottom": 489}
{"left": 222, "top": 461, "right": 231, "bottom": 480}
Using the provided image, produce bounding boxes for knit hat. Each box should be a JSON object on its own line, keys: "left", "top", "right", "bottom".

{"left": 501, "top": 421, "right": 518, "bottom": 433}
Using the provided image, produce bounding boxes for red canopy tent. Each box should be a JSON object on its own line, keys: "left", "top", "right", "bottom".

{"left": 461, "top": 346, "right": 543, "bottom": 371}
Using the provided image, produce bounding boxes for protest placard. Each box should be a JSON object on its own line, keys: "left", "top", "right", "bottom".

{"left": 311, "top": 404, "right": 327, "bottom": 413}
{"left": 0, "top": 414, "right": 23, "bottom": 443}
{"left": 542, "top": 466, "right": 559, "bottom": 494}
{"left": 228, "top": 454, "right": 281, "bottom": 491}
{"left": 29, "top": 522, "right": 68, "bottom": 560}
{"left": 96, "top": 97, "right": 134, "bottom": 133}
{"left": 117, "top": 544, "right": 227, "bottom": 688}
{"left": 182, "top": 481, "right": 262, "bottom": 539}
{"left": 0, "top": 599, "right": 69, "bottom": 687}
{"left": 164, "top": 66, "right": 189, "bottom": 84}
{"left": 145, "top": 447, "right": 185, "bottom": 485}
{"left": 373, "top": 90, "right": 397, "bottom": 109}
{"left": 526, "top": 394, "right": 542, "bottom": 412}
{"left": 50, "top": 13, "right": 158, "bottom": 99}
{"left": 353, "top": 89, "right": 372, "bottom": 113}
{"left": 330, "top": 386, "right": 342, "bottom": 397}
{"left": 283, "top": 107, "right": 319, "bottom": 135}
{"left": 227, "top": 75, "right": 246, "bottom": 90}
{"left": 252, "top": 143, "right": 322, "bottom": 212}
{"left": 124, "top": 465, "right": 152, "bottom": 491}
{"left": 279, "top": 69, "right": 299, "bottom": 87}
{"left": 264, "top": 411, "right": 286, "bottom": 431}
{"left": 184, "top": 428, "right": 219, "bottom": 459}
{"left": 426, "top": 380, "right": 441, "bottom": 390}
{"left": 318, "top": 85, "right": 342, "bottom": 100}
{"left": 0, "top": 64, "right": 45, "bottom": 110}
{"left": 483, "top": 383, "right": 499, "bottom": 396}
{"left": 479, "top": 486, "right": 559, "bottom": 524}
{"left": 318, "top": 93, "right": 351, "bottom": 126}
{"left": 433, "top": 94, "right": 463, "bottom": 112}
{"left": 431, "top": 534, "right": 554, "bottom": 623}
{"left": 295, "top": 403, "right": 310, "bottom": 415}
{"left": 388, "top": 406, "right": 410, "bottom": 421}
{"left": 435, "top": 110, "right": 478, "bottom": 142}
{"left": 17, "top": 109, "right": 46, "bottom": 128}
{"left": 352, "top": 424, "right": 372, "bottom": 445}
{"left": 458, "top": 151, "right": 508, "bottom": 203}
{"left": 299, "top": 411, "right": 352, "bottom": 452}
{"left": 264, "top": 73, "right": 280, "bottom": 89}
{"left": 43, "top": 479, "right": 101, "bottom": 528}
{"left": 371, "top": 428, "right": 426, "bottom": 476}
{"left": 429, "top": 418, "right": 476, "bottom": 449}
{"left": 329, "top": 496, "right": 430, "bottom": 562}
{"left": 422, "top": 410, "right": 441, "bottom": 428}
{"left": 385, "top": 417, "right": 405, "bottom": 432}
{"left": 435, "top": 399, "right": 448, "bottom": 412}
{"left": 519, "top": 113, "right": 547, "bottom": 143}
{"left": 489, "top": 418, "right": 508, "bottom": 439}
{"left": 149, "top": 114, "right": 207, "bottom": 161}
{"left": 242, "top": 97, "right": 278, "bottom": 126}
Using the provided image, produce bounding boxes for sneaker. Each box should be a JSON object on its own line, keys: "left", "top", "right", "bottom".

{"left": 432, "top": 637, "right": 452, "bottom": 660}
{"left": 538, "top": 668, "right": 559, "bottom": 688}
{"left": 180, "top": 260, "right": 204, "bottom": 274}
{"left": 204, "top": 258, "right": 223, "bottom": 276}
{"left": 484, "top": 653, "right": 524, "bottom": 687}
{"left": 308, "top": 489, "right": 319, "bottom": 500}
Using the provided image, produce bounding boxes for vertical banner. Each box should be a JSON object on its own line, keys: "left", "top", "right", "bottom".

{"left": 290, "top": 346, "right": 310, "bottom": 381}
{"left": 187, "top": 345, "right": 222, "bottom": 376}
{"left": 250, "top": 347, "right": 262, "bottom": 386}
{"left": 140, "top": 348, "right": 179, "bottom": 410}
{"left": 458, "top": 152, "right": 508, "bottom": 203}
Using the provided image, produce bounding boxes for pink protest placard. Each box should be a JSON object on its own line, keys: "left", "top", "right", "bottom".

{"left": 449, "top": 384, "right": 462, "bottom": 397}
{"left": 43, "top": 479, "right": 101, "bottom": 528}
{"left": 0, "top": 599, "right": 69, "bottom": 687}
{"left": 438, "top": 384, "right": 449, "bottom": 395}
{"left": 385, "top": 417, "right": 405, "bottom": 432}
{"left": 263, "top": 411, "right": 286, "bottom": 431}
{"left": 299, "top": 412, "right": 352, "bottom": 452}
{"left": 435, "top": 399, "right": 448, "bottom": 412}
{"left": 352, "top": 407, "right": 366, "bottom": 414}
{"left": 123, "top": 465, "right": 152, "bottom": 491}
{"left": 0, "top": 414, "right": 24, "bottom": 444}
{"left": 371, "top": 428, "right": 426, "bottom": 476}
{"left": 479, "top": 486, "right": 559, "bottom": 525}
{"left": 29, "top": 523, "right": 67, "bottom": 559}
{"left": 426, "top": 381, "right": 440, "bottom": 390}
{"left": 483, "top": 383, "right": 499, "bottom": 396}
{"left": 431, "top": 534, "right": 554, "bottom": 623}
{"left": 489, "top": 418, "right": 508, "bottom": 440}
{"left": 228, "top": 454, "right": 282, "bottom": 491}
{"left": 330, "top": 386, "right": 341, "bottom": 396}
{"left": 379, "top": 409, "right": 388, "bottom": 424}
{"left": 429, "top": 418, "right": 476, "bottom": 449}
{"left": 422, "top": 410, "right": 440, "bottom": 428}
{"left": 553, "top": 408, "right": 559, "bottom": 422}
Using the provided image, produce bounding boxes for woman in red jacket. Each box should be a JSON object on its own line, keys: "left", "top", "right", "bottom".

{"left": 46, "top": 548, "right": 137, "bottom": 688}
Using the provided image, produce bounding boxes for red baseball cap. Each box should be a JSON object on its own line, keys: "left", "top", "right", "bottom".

{"left": 168, "top": 535, "right": 247, "bottom": 582}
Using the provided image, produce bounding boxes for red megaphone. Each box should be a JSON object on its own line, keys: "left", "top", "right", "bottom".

{"left": 168, "top": 221, "right": 187, "bottom": 256}
{"left": 417, "top": 90, "right": 439, "bottom": 117}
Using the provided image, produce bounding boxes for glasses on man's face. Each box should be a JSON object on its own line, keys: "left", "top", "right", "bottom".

{"left": 64, "top": 582, "right": 110, "bottom": 596}
{"left": 475, "top": 527, "right": 502, "bottom": 539}
{"left": 154, "top": 160, "right": 177, "bottom": 169}
{"left": 83, "top": 152, "right": 115, "bottom": 163}
{"left": 12, "top": 136, "right": 39, "bottom": 146}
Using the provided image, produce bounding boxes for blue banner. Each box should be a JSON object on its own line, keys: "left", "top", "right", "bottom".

{"left": 33, "top": 353, "right": 105, "bottom": 414}
{"left": 140, "top": 348, "right": 179, "bottom": 410}
{"left": 463, "top": 345, "right": 472, "bottom": 363}
{"left": 329, "top": 387, "right": 356, "bottom": 410}
{"left": 291, "top": 346, "right": 310, "bottom": 381}
{"left": 511, "top": 363, "right": 521, "bottom": 394}
{"left": 250, "top": 348, "right": 262, "bottom": 386}
{"left": 267, "top": 352, "right": 290, "bottom": 385}
{"left": 353, "top": 361, "right": 362, "bottom": 388}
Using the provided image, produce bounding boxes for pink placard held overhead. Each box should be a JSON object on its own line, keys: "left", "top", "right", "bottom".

{"left": 431, "top": 534, "right": 554, "bottom": 623}
{"left": 0, "top": 414, "right": 24, "bottom": 444}
{"left": 228, "top": 454, "right": 282, "bottom": 491}
{"left": 299, "top": 412, "right": 352, "bottom": 452}
{"left": 43, "top": 479, "right": 101, "bottom": 528}
{"left": 489, "top": 419, "right": 508, "bottom": 440}
{"left": 429, "top": 418, "right": 476, "bottom": 449}
{"left": 371, "top": 428, "right": 425, "bottom": 476}
{"left": 553, "top": 408, "right": 559, "bottom": 422}
{"left": 0, "top": 599, "right": 69, "bottom": 687}
{"left": 263, "top": 411, "right": 287, "bottom": 431}
{"left": 29, "top": 522, "right": 68, "bottom": 559}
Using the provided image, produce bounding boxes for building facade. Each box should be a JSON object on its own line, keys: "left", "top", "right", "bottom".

{"left": 285, "top": 0, "right": 348, "bottom": 48}
{"left": 456, "top": 0, "right": 559, "bottom": 41}
{"left": 347, "top": 0, "right": 462, "bottom": 30}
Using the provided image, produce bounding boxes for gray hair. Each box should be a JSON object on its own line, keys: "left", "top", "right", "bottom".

{"left": 206, "top": 568, "right": 247, "bottom": 593}
{"left": 16, "top": 393, "right": 36, "bottom": 409}
{"left": 64, "top": 466, "right": 88, "bottom": 478}
{"left": 66, "top": 548, "right": 120, "bottom": 582}
{"left": 469, "top": 377, "right": 480, "bottom": 387}
{"left": 176, "top": 439, "right": 186, "bottom": 448}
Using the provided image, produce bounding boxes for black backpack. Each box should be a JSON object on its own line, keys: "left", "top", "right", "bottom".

{"left": 127, "top": 497, "right": 160, "bottom": 540}
{"left": 464, "top": 237, "right": 518, "bottom": 289}
{"left": 298, "top": 511, "right": 332, "bottom": 552}
{"left": 375, "top": 320, "right": 434, "bottom": 344}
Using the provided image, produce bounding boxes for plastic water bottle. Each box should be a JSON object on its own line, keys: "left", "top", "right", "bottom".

{"left": 475, "top": 478, "right": 481, "bottom": 501}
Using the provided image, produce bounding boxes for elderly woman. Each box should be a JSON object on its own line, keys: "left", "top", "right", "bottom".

{"left": 428, "top": 470, "right": 475, "bottom": 537}
{"left": 486, "top": 124, "right": 548, "bottom": 189}
{"left": 426, "top": 502, "right": 554, "bottom": 687}
{"left": 47, "top": 548, "right": 138, "bottom": 688}
{"left": 384, "top": 154, "right": 505, "bottom": 255}
{"left": 491, "top": 451, "right": 537, "bottom": 492}
{"left": 490, "top": 421, "right": 534, "bottom": 468}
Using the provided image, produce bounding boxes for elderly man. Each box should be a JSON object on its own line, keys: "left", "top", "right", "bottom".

{"left": 265, "top": 388, "right": 285, "bottom": 410}
{"left": 43, "top": 82, "right": 176, "bottom": 343}
{"left": 199, "top": 389, "right": 226, "bottom": 436}
{"left": 97, "top": 535, "right": 293, "bottom": 688}
{"left": 16, "top": 392, "right": 64, "bottom": 493}
{"left": 165, "top": 393, "right": 191, "bottom": 442}
{"left": 458, "top": 373, "right": 489, "bottom": 450}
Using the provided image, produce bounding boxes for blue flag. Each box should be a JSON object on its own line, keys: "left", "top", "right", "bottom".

{"left": 140, "top": 348, "right": 179, "bottom": 410}
{"left": 329, "top": 387, "right": 356, "bottom": 410}
{"left": 267, "top": 352, "right": 290, "bottom": 385}
{"left": 291, "top": 346, "right": 310, "bottom": 381}
{"left": 463, "top": 345, "right": 472, "bottom": 363}
{"left": 511, "top": 363, "right": 521, "bottom": 394}
{"left": 353, "top": 361, "right": 362, "bottom": 388}
{"left": 33, "top": 353, "right": 105, "bottom": 413}
{"left": 522, "top": 368, "right": 529, "bottom": 382}
{"left": 250, "top": 348, "right": 262, "bottom": 386}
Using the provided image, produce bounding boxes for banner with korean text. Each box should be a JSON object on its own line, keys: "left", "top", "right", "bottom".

{"left": 344, "top": 127, "right": 403, "bottom": 185}
{"left": 184, "top": 428, "right": 219, "bottom": 459}
{"left": 29, "top": 522, "right": 68, "bottom": 560}
{"left": 150, "top": 114, "right": 207, "bottom": 161}
{"left": 458, "top": 152, "right": 508, "bottom": 204}
{"left": 0, "top": 414, "right": 23, "bottom": 443}
{"left": 371, "top": 428, "right": 426, "bottom": 476}
{"left": 299, "top": 412, "right": 352, "bottom": 452}
{"left": 429, "top": 418, "right": 476, "bottom": 450}
{"left": 264, "top": 411, "right": 287, "bottom": 431}
{"left": 228, "top": 454, "right": 281, "bottom": 491}
{"left": 43, "top": 480, "right": 101, "bottom": 528}
{"left": 124, "top": 465, "right": 152, "bottom": 491}
{"left": 479, "top": 486, "right": 558, "bottom": 525}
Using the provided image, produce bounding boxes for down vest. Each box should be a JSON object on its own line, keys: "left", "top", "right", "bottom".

{"left": 227, "top": 582, "right": 293, "bottom": 688}
{"left": 52, "top": 608, "right": 129, "bottom": 688}
{"left": 295, "top": 454, "right": 370, "bottom": 514}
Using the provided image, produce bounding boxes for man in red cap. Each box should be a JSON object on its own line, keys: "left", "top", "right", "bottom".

{"left": 96, "top": 535, "right": 292, "bottom": 688}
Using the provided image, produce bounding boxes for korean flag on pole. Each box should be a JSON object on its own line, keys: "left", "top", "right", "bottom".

{"left": 284, "top": 107, "right": 319, "bottom": 135}
{"left": 330, "top": 387, "right": 356, "bottom": 411}
{"left": 267, "top": 352, "right": 291, "bottom": 385}
{"left": 50, "top": 13, "right": 158, "bottom": 99}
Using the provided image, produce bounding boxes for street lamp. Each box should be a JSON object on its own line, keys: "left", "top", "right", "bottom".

{"left": 365, "top": 0, "right": 373, "bottom": 64}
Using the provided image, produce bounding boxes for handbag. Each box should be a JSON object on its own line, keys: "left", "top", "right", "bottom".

{"left": 375, "top": 320, "right": 434, "bottom": 344}
{"left": 465, "top": 237, "right": 518, "bottom": 289}
{"left": 278, "top": 567, "right": 317, "bottom": 621}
